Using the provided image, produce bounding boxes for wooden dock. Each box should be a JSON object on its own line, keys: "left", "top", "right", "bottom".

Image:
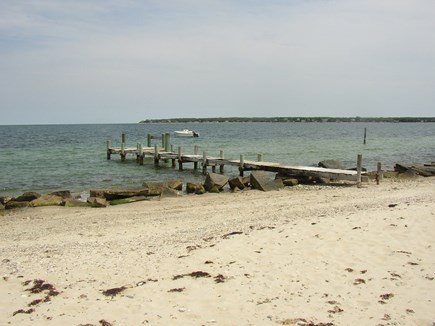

{"left": 106, "top": 133, "right": 369, "bottom": 184}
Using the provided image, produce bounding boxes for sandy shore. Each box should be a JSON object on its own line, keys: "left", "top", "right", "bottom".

{"left": 1, "top": 177, "right": 434, "bottom": 326}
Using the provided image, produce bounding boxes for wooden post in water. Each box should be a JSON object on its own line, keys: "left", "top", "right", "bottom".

{"left": 154, "top": 144, "right": 159, "bottom": 165}
{"left": 219, "top": 150, "right": 225, "bottom": 173}
{"left": 120, "top": 133, "right": 126, "bottom": 160}
{"left": 363, "top": 128, "right": 367, "bottom": 144}
{"left": 178, "top": 146, "right": 183, "bottom": 171}
{"left": 164, "top": 133, "right": 170, "bottom": 152}
{"left": 193, "top": 145, "right": 199, "bottom": 170}
{"left": 147, "top": 134, "right": 152, "bottom": 147}
{"left": 138, "top": 143, "right": 144, "bottom": 165}
{"left": 257, "top": 153, "right": 263, "bottom": 161}
{"left": 376, "top": 162, "right": 383, "bottom": 185}
{"left": 202, "top": 151, "right": 208, "bottom": 175}
{"left": 136, "top": 143, "right": 140, "bottom": 163}
{"left": 239, "top": 154, "right": 245, "bottom": 177}
{"left": 106, "top": 140, "right": 111, "bottom": 160}
{"left": 356, "top": 154, "right": 362, "bottom": 188}
{"left": 171, "top": 144, "right": 176, "bottom": 167}
{"left": 120, "top": 142, "right": 126, "bottom": 161}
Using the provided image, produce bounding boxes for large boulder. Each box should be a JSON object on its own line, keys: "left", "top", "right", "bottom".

{"left": 186, "top": 182, "right": 206, "bottom": 195}
{"left": 5, "top": 201, "right": 31, "bottom": 209}
{"left": 31, "top": 194, "right": 63, "bottom": 207}
{"left": 394, "top": 163, "right": 435, "bottom": 177}
{"left": 90, "top": 188, "right": 149, "bottom": 200}
{"left": 87, "top": 197, "right": 109, "bottom": 208}
{"left": 318, "top": 160, "right": 344, "bottom": 170}
{"left": 282, "top": 178, "right": 299, "bottom": 187}
{"left": 63, "top": 198, "right": 90, "bottom": 207}
{"left": 250, "top": 171, "right": 282, "bottom": 192}
{"left": 398, "top": 169, "right": 420, "bottom": 179}
{"left": 0, "top": 196, "right": 10, "bottom": 205}
{"left": 229, "top": 176, "right": 246, "bottom": 190}
{"left": 142, "top": 180, "right": 184, "bottom": 196}
{"left": 109, "top": 196, "right": 149, "bottom": 205}
{"left": 15, "top": 192, "right": 41, "bottom": 202}
{"left": 49, "top": 190, "right": 72, "bottom": 199}
{"left": 142, "top": 182, "right": 166, "bottom": 196}
{"left": 166, "top": 180, "right": 183, "bottom": 191}
{"left": 204, "top": 173, "right": 229, "bottom": 191}
{"left": 160, "top": 187, "right": 180, "bottom": 198}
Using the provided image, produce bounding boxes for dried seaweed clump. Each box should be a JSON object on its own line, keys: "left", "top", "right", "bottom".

{"left": 102, "top": 286, "right": 127, "bottom": 297}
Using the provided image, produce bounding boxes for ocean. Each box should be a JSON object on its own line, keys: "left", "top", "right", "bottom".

{"left": 0, "top": 122, "right": 434, "bottom": 197}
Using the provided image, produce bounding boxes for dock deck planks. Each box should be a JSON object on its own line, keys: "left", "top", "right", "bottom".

{"left": 107, "top": 144, "right": 368, "bottom": 183}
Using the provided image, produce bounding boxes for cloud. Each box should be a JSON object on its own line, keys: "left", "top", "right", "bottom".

{"left": 1, "top": 0, "right": 435, "bottom": 124}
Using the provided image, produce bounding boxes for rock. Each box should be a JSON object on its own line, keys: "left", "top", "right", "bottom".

{"left": 0, "top": 196, "right": 10, "bottom": 205}
{"left": 15, "top": 192, "right": 41, "bottom": 202}
{"left": 204, "top": 173, "right": 229, "bottom": 191}
{"left": 394, "top": 163, "right": 435, "bottom": 177}
{"left": 48, "top": 190, "right": 72, "bottom": 199}
{"left": 383, "top": 171, "right": 399, "bottom": 178}
{"left": 208, "top": 186, "right": 220, "bottom": 193}
{"left": 87, "top": 197, "right": 109, "bottom": 208}
{"left": 142, "top": 180, "right": 184, "bottom": 196}
{"left": 160, "top": 187, "right": 180, "bottom": 198}
{"left": 142, "top": 182, "right": 167, "bottom": 196}
{"left": 398, "top": 170, "right": 420, "bottom": 179}
{"left": 166, "top": 180, "right": 183, "bottom": 191}
{"left": 250, "top": 171, "right": 280, "bottom": 192}
{"left": 318, "top": 160, "right": 344, "bottom": 170}
{"left": 63, "top": 199, "right": 90, "bottom": 207}
{"left": 229, "top": 176, "right": 246, "bottom": 190}
{"left": 89, "top": 189, "right": 105, "bottom": 198}
{"left": 109, "top": 196, "right": 149, "bottom": 205}
{"left": 90, "top": 188, "right": 148, "bottom": 200}
{"left": 186, "top": 182, "right": 206, "bottom": 195}
{"left": 282, "top": 178, "right": 299, "bottom": 186}
{"left": 5, "top": 201, "right": 31, "bottom": 209}
{"left": 0, "top": 203, "right": 4, "bottom": 211}
{"left": 31, "top": 194, "right": 63, "bottom": 207}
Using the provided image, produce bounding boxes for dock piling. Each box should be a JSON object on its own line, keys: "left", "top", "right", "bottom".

{"left": 202, "top": 151, "right": 208, "bottom": 175}
{"left": 356, "top": 154, "right": 363, "bottom": 187}
{"left": 178, "top": 147, "right": 183, "bottom": 171}
{"left": 219, "top": 150, "right": 225, "bottom": 173}
{"left": 239, "top": 154, "right": 245, "bottom": 177}
{"left": 106, "top": 140, "right": 111, "bottom": 160}
{"left": 376, "top": 162, "right": 383, "bottom": 185}
{"left": 154, "top": 144, "right": 159, "bottom": 165}
{"left": 138, "top": 143, "right": 144, "bottom": 165}
{"left": 164, "top": 133, "right": 171, "bottom": 152}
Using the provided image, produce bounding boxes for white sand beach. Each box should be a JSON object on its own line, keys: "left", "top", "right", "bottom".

{"left": 1, "top": 177, "right": 434, "bottom": 326}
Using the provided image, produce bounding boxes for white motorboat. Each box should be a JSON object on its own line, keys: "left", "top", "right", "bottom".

{"left": 174, "top": 129, "right": 200, "bottom": 137}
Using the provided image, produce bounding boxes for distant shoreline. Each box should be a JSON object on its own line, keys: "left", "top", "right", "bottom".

{"left": 139, "top": 117, "right": 435, "bottom": 123}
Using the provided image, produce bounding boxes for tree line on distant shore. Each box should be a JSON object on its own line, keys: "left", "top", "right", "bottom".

{"left": 139, "top": 117, "right": 435, "bottom": 123}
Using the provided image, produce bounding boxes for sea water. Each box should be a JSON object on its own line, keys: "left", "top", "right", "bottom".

{"left": 0, "top": 122, "right": 434, "bottom": 197}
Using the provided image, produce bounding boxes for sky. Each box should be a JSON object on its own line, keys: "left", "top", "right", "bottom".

{"left": 1, "top": 0, "right": 434, "bottom": 125}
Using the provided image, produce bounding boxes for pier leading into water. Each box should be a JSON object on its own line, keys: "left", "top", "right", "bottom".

{"left": 107, "top": 133, "right": 369, "bottom": 184}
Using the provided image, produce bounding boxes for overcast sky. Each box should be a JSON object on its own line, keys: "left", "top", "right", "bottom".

{"left": 1, "top": 0, "right": 434, "bottom": 124}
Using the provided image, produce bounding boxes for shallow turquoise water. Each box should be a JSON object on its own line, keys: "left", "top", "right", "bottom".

{"left": 0, "top": 122, "right": 434, "bottom": 196}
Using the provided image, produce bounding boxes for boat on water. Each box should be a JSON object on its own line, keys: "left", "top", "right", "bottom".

{"left": 174, "top": 129, "right": 200, "bottom": 137}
